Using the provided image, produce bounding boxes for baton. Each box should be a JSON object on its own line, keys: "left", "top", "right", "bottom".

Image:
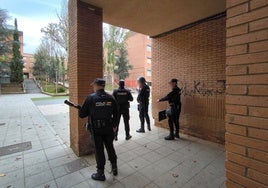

{"left": 64, "top": 100, "right": 93, "bottom": 134}
{"left": 64, "top": 100, "right": 81, "bottom": 110}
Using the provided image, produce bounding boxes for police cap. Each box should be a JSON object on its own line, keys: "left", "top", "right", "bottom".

{"left": 91, "top": 78, "right": 106, "bottom": 86}
{"left": 169, "top": 78, "right": 178, "bottom": 84}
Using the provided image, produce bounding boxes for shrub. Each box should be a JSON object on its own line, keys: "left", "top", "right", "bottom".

{"left": 58, "top": 87, "right": 66, "bottom": 93}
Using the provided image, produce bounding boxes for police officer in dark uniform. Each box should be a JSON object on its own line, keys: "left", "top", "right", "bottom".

{"left": 136, "top": 77, "right": 151, "bottom": 133}
{"left": 157, "top": 78, "right": 181, "bottom": 140}
{"left": 113, "top": 80, "right": 133, "bottom": 140}
{"left": 79, "top": 78, "right": 118, "bottom": 181}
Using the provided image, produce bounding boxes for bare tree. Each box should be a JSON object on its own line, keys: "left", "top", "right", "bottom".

{"left": 40, "top": 0, "right": 68, "bottom": 86}
{"left": 0, "top": 8, "right": 12, "bottom": 58}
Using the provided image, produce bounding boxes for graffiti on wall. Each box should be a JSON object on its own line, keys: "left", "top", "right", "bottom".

{"left": 180, "top": 80, "right": 226, "bottom": 97}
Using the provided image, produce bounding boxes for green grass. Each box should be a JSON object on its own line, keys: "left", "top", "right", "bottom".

{"left": 43, "top": 84, "right": 55, "bottom": 93}
{"left": 31, "top": 96, "right": 69, "bottom": 101}
{"left": 41, "top": 81, "right": 67, "bottom": 94}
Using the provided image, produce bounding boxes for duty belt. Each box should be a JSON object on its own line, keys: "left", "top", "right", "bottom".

{"left": 92, "top": 119, "right": 111, "bottom": 129}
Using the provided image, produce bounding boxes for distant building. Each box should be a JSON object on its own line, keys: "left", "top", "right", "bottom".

{"left": 125, "top": 32, "right": 152, "bottom": 88}
{"left": 22, "top": 53, "right": 35, "bottom": 79}
{"left": 7, "top": 27, "right": 35, "bottom": 79}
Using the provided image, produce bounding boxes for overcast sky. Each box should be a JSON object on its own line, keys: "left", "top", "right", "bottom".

{"left": 1, "top": 0, "right": 63, "bottom": 54}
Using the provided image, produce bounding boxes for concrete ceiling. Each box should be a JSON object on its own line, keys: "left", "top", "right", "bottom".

{"left": 81, "top": 0, "right": 226, "bottom": 37}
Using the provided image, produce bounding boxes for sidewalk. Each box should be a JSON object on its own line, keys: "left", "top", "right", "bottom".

{"left": 0, "top": 94, "right": 226, "bottom": 188}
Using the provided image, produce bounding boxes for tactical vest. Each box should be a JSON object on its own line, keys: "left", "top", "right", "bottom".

{"left": 90, "top": 92, "right": 113, "bottom": 120}
{"left": 115, "top": 89, "right": 129, "bottom": 105}
{"left": 138, "top": 85, "right": 150, "bottom": 104}
{"left": 144, "top": 86, "right": 150, "bottom": 100}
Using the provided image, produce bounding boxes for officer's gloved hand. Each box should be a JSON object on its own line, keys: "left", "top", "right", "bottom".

{"left": 77, "top": 105, "right": 82, "bottom": 110}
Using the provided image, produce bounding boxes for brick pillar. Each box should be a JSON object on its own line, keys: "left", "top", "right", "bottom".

{"left": 68, "top": 0, "right": 103, "bottom": 156}
{"left": 225, "top": 0, "right": 268, "bottom": 187}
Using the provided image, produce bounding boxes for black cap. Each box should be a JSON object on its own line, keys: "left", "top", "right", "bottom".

{"left": 169, "top": 78, "right": 178, "bottom": 83}
{"left": 91, "top": 78, "right": 106, "bottom": 86}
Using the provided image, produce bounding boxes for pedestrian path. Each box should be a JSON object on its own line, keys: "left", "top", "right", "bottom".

{"left": 0, "top": 94, "right": 226, "bottom": 188}
{"left": 24, "top": 79, "right": 41, "bottom": 93}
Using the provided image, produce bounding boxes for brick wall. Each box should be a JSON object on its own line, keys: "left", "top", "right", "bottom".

{"left": 126, "top": 33, "right": 148, "bottom": 88}
{"left": 152, "top": 15, "right": 226, "bottom": 143}
{"left": 126, "top": 33, "right": 146, "bottom": 87}
{"left": 225, "top": 0, "right": 268, "bottom": 187}
{"left": 22, "top": 53, "right": 34, "bottom": 79}
{"left": 144, "top": 36, "right": 152, "bottom": 84}
{"left": 68, "top": 0, "right": 103, "bottom": 156}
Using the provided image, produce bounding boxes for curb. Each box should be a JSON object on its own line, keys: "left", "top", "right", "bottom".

{"left": 41, "top": 91, "right": 69, "bottom": 96}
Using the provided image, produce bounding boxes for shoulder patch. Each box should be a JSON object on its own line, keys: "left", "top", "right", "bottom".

{"left": 117, "top": 92, "right": 127, "bottom": 95}
{"left": 95, "top": 101, "right": 112, "bottom": 107}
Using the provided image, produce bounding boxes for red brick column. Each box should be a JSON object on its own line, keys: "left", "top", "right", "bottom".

{"left": 225, "top": 0, "right": 268, "bottom": 187}
{"left": 68, "top": 0, "right": 103, "bottom": 156}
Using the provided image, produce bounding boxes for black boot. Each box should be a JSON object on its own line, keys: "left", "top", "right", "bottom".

{"left": 136, "top": 127, "right": 145, "bottom": 133}
{"left": 91, "top": 169, "right": 106, "bottom": 181}
{"left": 165, "top": 134, "right": 175, "bottom": 140}
{"left": 175, "top": 132, "right": 180, "bottom": 138}
{"left": 111, "top": 163, "right": 118, "bottom": 176}
{"left": 147, "top": 125, "right": 151, "bottom": 131}
{"left": 126, "top": 135, "right": 132, "bottom": 140}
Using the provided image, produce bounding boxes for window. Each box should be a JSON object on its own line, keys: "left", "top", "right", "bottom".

{"left": 147, "top": 69, "right": 152, "bottom": 76}
{"left": 147, "top": 58, "right": 151, "bottom": 64}
{"left": 146, "top": 45, "right": 151, "bottom": 52}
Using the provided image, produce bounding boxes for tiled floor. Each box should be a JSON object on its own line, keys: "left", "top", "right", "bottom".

{"left": 0, "top": 94, "right": 226, "bottom": 188}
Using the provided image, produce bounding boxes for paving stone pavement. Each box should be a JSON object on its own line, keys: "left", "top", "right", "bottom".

{"left": 0, "top": 94, "right": 226, "bottom": 188}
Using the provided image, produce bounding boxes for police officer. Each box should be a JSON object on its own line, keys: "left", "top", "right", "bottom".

{"left": 79, "top": 78, "right": 118, "bottom": 181}
{"left": 113, "top": 80, "right": 133, "bottom": 140}
{"left": 136, "top": 77, "right": 151, "bottom": 133}
{"left": 157, "top": 78, "right": 181, "bottom": 140}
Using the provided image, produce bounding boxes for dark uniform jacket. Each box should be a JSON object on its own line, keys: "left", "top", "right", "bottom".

{"left": 79, "top": 89, "right": 118, "bottom": 128}
{"left": 159, "top": 86, "right": 181, "bottom": 108}
{"left": 137, "top": 84, "right": 150, "bottom": 105}
{"left": 113, "top": 87, "right": 133, "bottom": 110}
